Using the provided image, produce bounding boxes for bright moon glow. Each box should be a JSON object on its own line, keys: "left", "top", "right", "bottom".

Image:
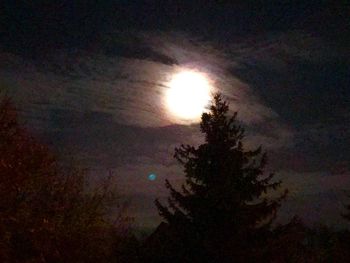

{"left": 166, "top": 70, "right": 212, "bottom": 121}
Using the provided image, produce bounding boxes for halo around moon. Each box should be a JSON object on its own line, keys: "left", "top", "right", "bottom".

{"left": 165, "top": 70, "right": 212, "bottom": 122}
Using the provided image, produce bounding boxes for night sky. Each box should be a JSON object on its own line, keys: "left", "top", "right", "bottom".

{"left": 1, "top": 1, "right": 349, "bottom": 230}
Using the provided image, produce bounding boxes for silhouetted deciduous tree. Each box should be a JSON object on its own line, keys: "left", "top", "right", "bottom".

{"left": 155, "top": 94, "right": 287, "bottom": 262}
{"left": 0, "top": 97, "right": 134, "bottom": 262}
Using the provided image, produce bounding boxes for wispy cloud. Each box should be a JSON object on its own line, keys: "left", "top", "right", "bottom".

{"left": 1, "top": 31, "right": 283, "bottom": 125}
{"left": 1, "top": 28, "right": 349, "bottom": 228}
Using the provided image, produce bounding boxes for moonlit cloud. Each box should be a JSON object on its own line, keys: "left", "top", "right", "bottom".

{"left": 1, "top": 28, "right": 348, "bottom": 228}
{"left": 0, "top": 31, "right": 295, "bottom": 156}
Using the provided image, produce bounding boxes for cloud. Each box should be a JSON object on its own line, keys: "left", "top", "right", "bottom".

{"left": 88, "top": 162, "right": 184, "bottom": 229}
{"left": 0, "top": 30, "right": 295, "bottom": 156}
{"left": 3, "top": 29, "right": 347, "bottom": 173}
{"left": 276, "top": 170, "right": 350, "bottom": 226}
{"left": 3, "top": 28, "right": 347, "bottom": 228}
{"left": 1, "top": 31, "right": 282, "bottom": 125}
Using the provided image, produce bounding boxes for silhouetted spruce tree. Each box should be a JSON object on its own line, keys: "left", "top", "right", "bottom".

{"left": 155, "top": 93, "right": 287, "bottom": 262}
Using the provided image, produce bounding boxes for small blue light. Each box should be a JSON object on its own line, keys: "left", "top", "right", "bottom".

{"left": 148, "top": 173, "right": 157, "bottom": 181}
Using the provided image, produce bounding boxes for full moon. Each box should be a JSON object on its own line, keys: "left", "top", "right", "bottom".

{"left": 166, "top": 70, "right": 212, "bottom": 121}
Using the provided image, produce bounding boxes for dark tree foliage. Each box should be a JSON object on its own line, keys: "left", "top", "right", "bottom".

{"left": 0, "top": 97, "right": 135, "bottom": 262}
{"left": 342, "top": 195, "right": 350, "bottom": 222}
{"left": 155, "top": 94, "right": 287, "bottom": 262}
{"left": 266, "top": 217, "right": 350, "bottom": 263}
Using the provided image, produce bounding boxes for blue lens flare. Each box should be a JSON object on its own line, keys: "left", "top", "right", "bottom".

{"left": 148, "top": 173, "right": 157, "bottom": 181}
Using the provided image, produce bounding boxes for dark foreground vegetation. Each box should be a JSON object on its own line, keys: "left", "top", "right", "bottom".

{"left": 1, "top": 94, "right": 350, "bottom": 262}
{"left": 0, "top": 97, "right": 137, "bottom": 262}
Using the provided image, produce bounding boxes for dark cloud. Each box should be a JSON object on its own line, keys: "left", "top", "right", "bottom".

{"left": 36, "top": 108, "right": 201, "bottom": 168}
